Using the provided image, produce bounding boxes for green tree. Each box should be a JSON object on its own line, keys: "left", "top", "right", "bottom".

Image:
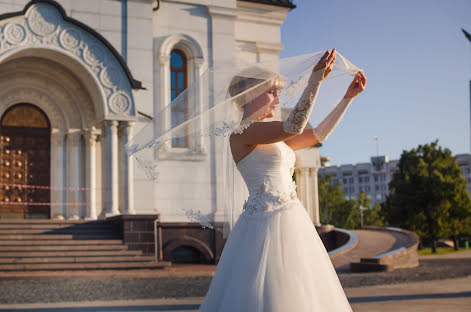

{"left": 318, "top": 175, "right": 359, "bottom": 229}
{"left": 382, "top": 141, "right": 471, "bottom": 253}
{"left": 364, "top": 203, "right": 385, "bottom": 227}
{"left": 357, "top": 191, "right": 385, "bottom": 227}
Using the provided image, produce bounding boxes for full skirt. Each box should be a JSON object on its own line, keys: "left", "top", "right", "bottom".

{"left": 198, "top": 199, "right": 352, "bottom": 312}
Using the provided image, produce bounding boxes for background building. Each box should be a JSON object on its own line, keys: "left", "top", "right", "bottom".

{"left": 320, "top": 154, "right": 471, "bottom": 207}
{"left": 456, "top": 154, "right": 471, "bottom": 195}
{"left": 319, "top": 156, "right": 398, "bottom": 207}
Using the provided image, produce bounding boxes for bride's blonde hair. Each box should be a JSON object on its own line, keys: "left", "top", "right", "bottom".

{"left": 228, "top": 66, "right": 280, "bottom": 111}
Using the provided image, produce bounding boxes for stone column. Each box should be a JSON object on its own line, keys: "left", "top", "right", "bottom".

{"left": 51, "top": 131, "right": 65, "bottom": 219}
{"left": 84, "top": 128, "right": 97, "bottom": 219}
{"left": 310, "top": 167, "right": 321, "bottom": 226}
{"left": 67, "top": 132, "right": 83, "bottom": 219}
{"left": 296, "top": 167, "right": 312, "bottom": 218}
{"left": 295, "top": 148, "right": 322, "bottom": 225}
{"left": 121, "top": 121, "right": 135, "bottom": 215}
{"left": 105, "top": 120, "right": 120, "bottom": 216}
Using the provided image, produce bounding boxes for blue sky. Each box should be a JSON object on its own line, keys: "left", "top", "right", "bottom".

{"left": 280, "top": 0, "right": 471, "bottom": 166}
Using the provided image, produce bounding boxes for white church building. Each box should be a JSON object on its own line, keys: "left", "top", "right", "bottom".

{"left": 0, "top": 0, "right": 323, "bottom": 262}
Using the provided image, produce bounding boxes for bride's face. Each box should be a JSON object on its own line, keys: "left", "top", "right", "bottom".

{"left": 246, "top": 78, "right": 283, "bottom": 120}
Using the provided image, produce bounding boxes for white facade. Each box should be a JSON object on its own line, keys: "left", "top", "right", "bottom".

{"left": 0, "top": 0, "right": 318, "bottom": 223}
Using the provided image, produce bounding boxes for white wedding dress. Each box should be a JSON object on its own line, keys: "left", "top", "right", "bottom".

{"left": 199, "top": 141, "right": 352, "bottom": 311}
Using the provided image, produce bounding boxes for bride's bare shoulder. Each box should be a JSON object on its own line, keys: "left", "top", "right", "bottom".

{"left": 230, "top": 134, "right": 257, "bottom": 165}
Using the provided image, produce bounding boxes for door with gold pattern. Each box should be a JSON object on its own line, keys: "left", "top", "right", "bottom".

{"left": 0, "top": 104, "right": 51, "bottom": 219}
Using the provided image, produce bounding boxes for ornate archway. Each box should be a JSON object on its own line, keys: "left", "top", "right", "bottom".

{"left": 0, "top": 0, "right": 142, "bottom": 219}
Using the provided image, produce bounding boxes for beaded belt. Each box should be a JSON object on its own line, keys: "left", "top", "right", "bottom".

{"left": 242, "top": 181, "right": 299, "bottom": 217}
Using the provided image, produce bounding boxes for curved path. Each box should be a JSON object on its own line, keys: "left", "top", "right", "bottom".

{"left": 331, "top": 229, "right": 410, "bottom": 273}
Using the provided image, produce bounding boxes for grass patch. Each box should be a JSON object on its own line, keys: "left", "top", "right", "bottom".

{"left": 418, "top": 247, "right": 469, "bottom": 256}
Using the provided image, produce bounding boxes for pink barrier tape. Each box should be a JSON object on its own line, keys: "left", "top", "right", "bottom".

{"left": 0, "top": 201, "right": 89, "bottom": 206}
{"left": 0, "top": 182, "right": 110, "bottom": 191}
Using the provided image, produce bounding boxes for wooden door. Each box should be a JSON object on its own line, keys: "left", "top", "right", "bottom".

{"left": 0, "top": 104, "right": 51, "bottom": 219}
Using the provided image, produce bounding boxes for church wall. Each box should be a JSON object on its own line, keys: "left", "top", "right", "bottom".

{"left": 150, "top": 1, "right": 215, "bottom": 222}
{"left": 234, "top": 1, "right": 288, "bottom": 120}
{"left": 146, "top": 1, "right": 291, "bottom": 223}
{"left": 127, "top": 1, "right": 153, "bottom": 117}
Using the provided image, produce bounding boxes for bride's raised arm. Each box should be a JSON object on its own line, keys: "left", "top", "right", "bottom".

{"left": 284, "top": 71, "right": 367, "bottom": 151}
{"left": 231, "top": 50, "right": 336, "bottom": 145}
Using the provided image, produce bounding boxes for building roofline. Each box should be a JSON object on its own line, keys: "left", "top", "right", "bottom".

{"left": 238, "top": 0, "right": 296, "bottom": 9}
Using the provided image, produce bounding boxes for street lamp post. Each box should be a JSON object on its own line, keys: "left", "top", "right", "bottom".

{"left": 462, "top": 28, "right": 471, "bottom": 153}
{"left": 324, "top": 202, "right": 329, "bottom": 224}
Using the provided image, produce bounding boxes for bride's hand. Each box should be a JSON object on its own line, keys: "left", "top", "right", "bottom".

{"left": 345, "top": 71, "right": 366, "bottom": 98}
{"left": 313, "top": 48, "right": 336, "bottom": 79}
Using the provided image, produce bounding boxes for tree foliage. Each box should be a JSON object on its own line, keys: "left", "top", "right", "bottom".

{"left": 318, "top": 176, "right": 384, "bottom": 229}
{"left": 382, "top": 141, "right": 471, "bottom": 252}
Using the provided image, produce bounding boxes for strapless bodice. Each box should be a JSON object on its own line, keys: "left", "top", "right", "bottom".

{"left": 236, "top": 141, "right": 299, "bottom": 216}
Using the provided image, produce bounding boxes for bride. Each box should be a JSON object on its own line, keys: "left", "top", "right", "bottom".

{"left": 198, "top": 49, "right": 367, "bottom": 311}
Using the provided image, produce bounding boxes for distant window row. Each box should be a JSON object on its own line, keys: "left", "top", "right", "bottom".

{"left": 332, "top": 175, "right": 386, "bottom": 184}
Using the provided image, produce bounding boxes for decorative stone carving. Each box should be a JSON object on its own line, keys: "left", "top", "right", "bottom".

{"left": 26, "top": 3, "right": 61, "bottom": 37}
{"left": 4, "top": 23, "right": 26, "bottom": 45}
{"left": 83, "top": 44, "right": 104, "bottom": 66}
{"left": 0, "top": 2, "right": 136, "bottom": 119}
{"left": 109, "top": 92, "right": 130, "bottom": 114}
{"left": 59, "top": 28, "right": 80, "bottom": 51}
{"left": 0, "top": 53, "right": 97, "bottom": 128}
{"left": 100, "top": 67, "right": 121, "bottom": 89}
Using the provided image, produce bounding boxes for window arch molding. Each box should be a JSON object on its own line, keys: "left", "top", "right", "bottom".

{"left": 155, "top": 34, "right": 205, "bottom": 160}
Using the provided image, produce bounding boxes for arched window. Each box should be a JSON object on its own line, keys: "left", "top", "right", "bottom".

{"left": 170, "top": 49, "right": 187, "bottom": 147}
{"left": 157, "top": 34, "right": 206, "bottom": 160}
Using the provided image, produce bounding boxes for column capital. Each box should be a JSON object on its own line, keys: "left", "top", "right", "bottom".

{"left": 105, "top": 120, "right": 119, "bottom": 127}
{"left": 67, "top": 132, "right": 82, "bottom": 146}
{"left": 105, "top": 120, "right": 119, "bottom": 136}
{"left": 84, "top": 132, "right": 97, "bottom": 146}
{"left": 119, "top": 120, "right": 136, "bottom": 130}
{"left": 51, "top": 131, "right": 65, "bottom": 145}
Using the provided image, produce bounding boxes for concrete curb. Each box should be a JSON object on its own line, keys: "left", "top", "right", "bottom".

{"left": 350, "top": 226, "right": 419, "bottom": 272}
{"left": 328, "top": 228, "right": 359, "bottom": 259}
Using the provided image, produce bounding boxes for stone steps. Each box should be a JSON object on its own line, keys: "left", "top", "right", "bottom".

{"left": 0, "top": 229, "right": 119, "bottom": 235}
{"left": 0, "top": 234, "right": 121, "bottom": 240}
{"left": 0, "top": 244, "right": 130, "bottom": 251}
{"left": 0, "top": 262, "right": 168, "bottom": 271}
{"left": 0, "top": 255, "right": 155, "bottom": 264}
{"left": 0, "top": 220, "right": 171, "bottom": 272}
{"left": 0, "top": 250, "right": 143, "bottom": 257}
{"left": 0, "top": 239, "right": 124, "bottom": 245}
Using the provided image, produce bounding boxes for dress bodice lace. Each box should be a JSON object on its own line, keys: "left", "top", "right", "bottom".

{"left": 236, "top": 141, "right": 299, "bottom": 217}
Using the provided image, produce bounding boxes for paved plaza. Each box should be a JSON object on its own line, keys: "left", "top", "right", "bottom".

{"left": 0, "top": 251, "right": 470, "bottom": 311}
{"left": 0, "top": 277, "right": 469, "bottom": 311}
